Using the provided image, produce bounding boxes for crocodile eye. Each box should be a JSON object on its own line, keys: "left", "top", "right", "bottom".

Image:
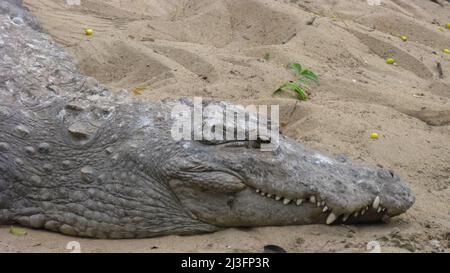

{"left": 248, "top": 137, "right": 271, "bottom": 149}
{"left": 197, "top": 139, "right": 245, "bottom": 146}
{"left": 196, "top": 120, "right": 273, "bottom": 149}
{"left": 198, "top": 136, "right": 271, "bottom": 149}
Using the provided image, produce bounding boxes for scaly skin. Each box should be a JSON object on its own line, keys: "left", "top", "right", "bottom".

{"left": 0, "top": 0, "right": 414, "bottom": 238}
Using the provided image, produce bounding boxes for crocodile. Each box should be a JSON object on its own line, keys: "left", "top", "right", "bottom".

{"left": 0, "top": 0, "right": 414, "bottom": 239}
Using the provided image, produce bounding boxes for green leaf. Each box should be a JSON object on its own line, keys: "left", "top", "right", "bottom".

{"left": 287, "top": 63, "right": 303, "bottom": 76}
{"left": 292, "top": 85, "right": 309, "bottom": 101}
{"left": 294, "top": 79, "right": 307, "bottom": 85}
{"left": 263, "top": 53, "right": 271, "bottom": 61}
{"left": 9, "top": 226, "right": 27, "bottom": 236}
{"left": 300, "top": 69, "right": 319, "bottom": 84}
{"left": 275, "top": 82, "right": 309, "bottom": 101}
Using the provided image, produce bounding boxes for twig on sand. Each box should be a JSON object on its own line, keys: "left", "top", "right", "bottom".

{"left": 297, "top": 3, "right": 313, "bottom": 13}
{"left": 436, "top": 62, "right": 444, "bottom": 79}
{"left": 429, "top": 0, "right": 444, "bottom": 7}
{"left": 306, "top": 16, "right": 317, "bottom": 25}
{"left": 282, "top": 32, "right": 297, "bottom": 44}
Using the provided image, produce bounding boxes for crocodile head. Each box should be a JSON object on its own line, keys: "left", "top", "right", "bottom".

{"left": 164, "top": 102, "right": 415, "bottom": 227}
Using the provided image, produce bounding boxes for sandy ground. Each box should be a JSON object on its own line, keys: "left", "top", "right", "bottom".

{"left": 1, "top": 0, "right": 449, "bottom": 253}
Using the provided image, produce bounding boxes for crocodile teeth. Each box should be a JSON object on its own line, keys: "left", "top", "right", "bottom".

{"left": 317, "top": 202, "right": 321, "bottom": 207}
{"left": 326, "top": 213, "right": 337, "bottom": 225}
{"left": 322, "top": 206, "right": 328, "bottom": 212}
{"left": 283, "top": 198, "right": 291, "bottom": 205}
{"left": 342, "top": 214, "right": 350, "bottom": 222}
{"left": 377, "top": 207, "right": 382, "bottom": 213}
{"left": 266, "top": 194, "right": 272, "bottom": 198}
{"left": 372, "top": 196, "right": 380, "bottom": 209}
{"left": 353, "top": 211, "right": 359, "bottom": 218}
{"left": 275, "top": 195, "right": 281, "bottom": 201}
{"left": 260, "top": 192, "right": 266, "bottom": 196}
{"left": 321, "top": 201, "right": 326, "bottom": 206}
{"left": 256, "top": 189, "right": 260, "bottom": 193}
{"left": 296, "top": 199, "right": 303, "bottom": 205}
{"left": 361, "top": 209, "right": 365, "bottom": 215}
{"left": 309, "top": 196, "right": 316, "bottom": 203}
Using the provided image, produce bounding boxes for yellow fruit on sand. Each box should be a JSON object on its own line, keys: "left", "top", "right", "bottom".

{"left": 447, "top": 23, "right": 450, "bottom": 29}
{"left": 370, "top": 133, "right": 379, "bottom": 140}
{"left": 386, "top": 58, "right": 395, "bottom": 64}
{"left": 84, "top": 28, "right": 94, "bottom": 36}
{"left": 400, "top": 35, "right": 408, "bottom": 42}
{"left": 443, "top": 48, "right": 450, "bottom": 54}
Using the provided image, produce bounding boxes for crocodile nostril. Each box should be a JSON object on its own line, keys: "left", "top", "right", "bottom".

{"left": 377, "top": 169, "right": 393, "bottom": 179}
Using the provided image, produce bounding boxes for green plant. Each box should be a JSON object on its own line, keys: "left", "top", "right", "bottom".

{"left": 275, "top": 63, "right": 319, "bottom": 101}
{"left": 263, "top": 52, "right": 271, "bottom": 61}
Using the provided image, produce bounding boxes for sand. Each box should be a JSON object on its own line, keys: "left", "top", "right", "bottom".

{"left": 0, "top": 0, "right": 449, "bottom": 253}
